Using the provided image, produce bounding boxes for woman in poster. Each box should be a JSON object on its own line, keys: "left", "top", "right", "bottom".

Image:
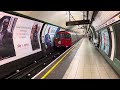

{"left": 0, "top": 16, "right": 16, "bottom": 60}
{"left": 30, "top": 23, "right": 40, "bottom": 50}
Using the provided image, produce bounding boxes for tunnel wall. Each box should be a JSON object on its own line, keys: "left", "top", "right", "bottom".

{"left": 93, "top": 12, "right": 120, "bottom": 76}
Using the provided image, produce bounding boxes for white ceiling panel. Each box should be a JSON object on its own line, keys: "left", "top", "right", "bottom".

{"left": 92, "top": 11, "right": 120, "bottom": 29}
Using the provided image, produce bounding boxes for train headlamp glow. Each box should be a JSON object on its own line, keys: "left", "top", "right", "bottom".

{"left": 58, "top": 41, "right": 61, "bottom": 44}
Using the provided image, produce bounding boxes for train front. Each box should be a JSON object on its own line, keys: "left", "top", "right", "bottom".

{"left": 54, "top": 31, "right": 72, "bottom": 49}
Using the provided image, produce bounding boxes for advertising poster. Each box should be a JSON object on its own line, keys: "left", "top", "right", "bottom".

{"left": 13, "top": 18, "right": 43, "bottom": 56}
{"left": 97, "top": 32, "right": 101, "bottom": 48}
{"left": 107, "top": 26, "right": 113, "bottom": 60}
{"left": 0, "top": 12, "right": 43, "bottom": 65}
{"left": 100, "top": 30, "right": 105, "bottom": 50}
{"left": 100, "top": 28, "right": 110, "bottom": 55}
{"left": 42, "top": 24, "right": 60, "bottom": 48}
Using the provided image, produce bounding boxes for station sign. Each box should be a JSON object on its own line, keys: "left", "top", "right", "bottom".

{"left": 66, "top": 20, "right": 90, "bottom": 26}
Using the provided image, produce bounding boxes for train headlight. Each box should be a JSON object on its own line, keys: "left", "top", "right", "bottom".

{"left": 58, "top": 41, "right": 61, "bottom": 44}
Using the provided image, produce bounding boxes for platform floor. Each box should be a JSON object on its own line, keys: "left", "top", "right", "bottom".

{"left": 34, "top": 37, "right": 120, "bottom": 79}
{"left": 63, "top": 38, "right": 119, "bottom": 79}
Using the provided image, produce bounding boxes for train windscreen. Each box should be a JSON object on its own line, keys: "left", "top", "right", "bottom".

{"left": 65, "top": 34, "right": 71, "bottom": 39}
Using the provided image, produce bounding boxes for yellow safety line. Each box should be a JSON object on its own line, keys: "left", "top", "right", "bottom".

{"left": 41, "top": 44, "right": 77, "bottom": 79}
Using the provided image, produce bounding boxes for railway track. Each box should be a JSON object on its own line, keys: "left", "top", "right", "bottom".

{"left": 5, "top": 50, "right": 65, "bottom": 79}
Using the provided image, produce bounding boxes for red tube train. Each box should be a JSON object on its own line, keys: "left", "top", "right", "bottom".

{"left": 54, "top": 31, "right": 82, "bottom": 48}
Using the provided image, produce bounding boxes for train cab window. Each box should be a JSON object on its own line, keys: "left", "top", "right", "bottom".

{"left": 56, "top": 34, "right": 60, "bottom": 39}
{"left": 65, "top": 34, "right": 71, "bottom": 39}
{"left": 60, "top": 33, "right": 65, "bottom": 38}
